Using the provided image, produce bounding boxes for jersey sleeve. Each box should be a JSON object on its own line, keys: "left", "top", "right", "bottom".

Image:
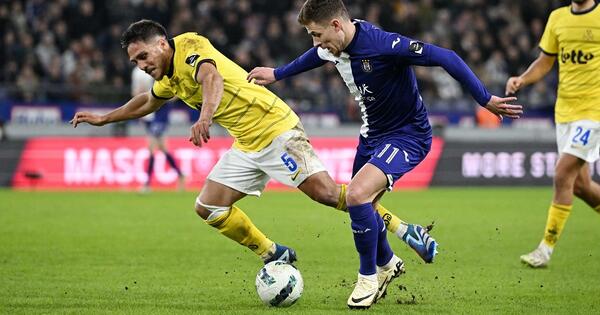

{"left": 151, "top": 79, "right": 175, "bottom": 100}
{"left": 378, "top": 31, "right": 491, "bottom": 105}
{"left": 539, "top": 11, "right": 558, "bottom": 55}
{"left": 376, "top": 31, "right": 435, "bottom": 66}
{"left": 274, "top": 47, "right": 327, "bottom": 80}
{"left": 185, "top": 36, "right": 218, "bottom": 83}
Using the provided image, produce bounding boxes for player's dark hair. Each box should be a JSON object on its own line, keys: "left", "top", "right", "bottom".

{"left": 120, "top": 19, "right": 168, "bottom": 49}
{"left": 298, "top": 0, "right": 350, "bottom": 25}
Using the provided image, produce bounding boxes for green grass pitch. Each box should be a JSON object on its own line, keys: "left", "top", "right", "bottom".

{"left": 1, "top": 188, "right": 599, "bottom": 314}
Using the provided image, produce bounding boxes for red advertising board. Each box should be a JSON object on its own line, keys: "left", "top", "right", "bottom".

{"left": 12, "top": 137, "right": 443, "bottom": 190}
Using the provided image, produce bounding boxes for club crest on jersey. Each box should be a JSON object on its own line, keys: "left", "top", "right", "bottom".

{"left": 361, "top": 59, "right": 372, "bottom": 72}
{"left": 185, "top": 54, "right": 200, "bottom": 66}
{"left": 583, "top": 29, "right": 594, "bottom": 42}
{"left": 409, "top": 41, "right": 423, "bottom": 55}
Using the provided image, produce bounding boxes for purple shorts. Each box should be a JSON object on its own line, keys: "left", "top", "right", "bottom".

{"left": 352, "top": 135, "right": 431, "bottom": 190}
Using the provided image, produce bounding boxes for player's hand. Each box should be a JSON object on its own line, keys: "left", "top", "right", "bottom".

{"left": 505, "top": 76, "right": 524, "bottom": 95}
{"left": 484, "top": 95, "right": 523, "bottom": 120}
{"left": 189, "top": 117, "right": 211, "bottom": 147}
{"left": 69, "top": 112, "right": 106, "bottom": 128}
{"left": 246, "top": 67, "right": 276, "bottom": 86}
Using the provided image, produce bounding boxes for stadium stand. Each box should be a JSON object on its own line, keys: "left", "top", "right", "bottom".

{"left": 1, "top": 0, "right": 567, "bottom": 125}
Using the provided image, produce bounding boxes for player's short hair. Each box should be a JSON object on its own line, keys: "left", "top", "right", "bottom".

{"left": 120, "top": 19, "right": 168, "bottom": 49}
{"left": 298, "top": 0, "right": 350, "bottom": 25}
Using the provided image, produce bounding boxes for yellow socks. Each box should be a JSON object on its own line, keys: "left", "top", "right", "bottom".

{"left": 336, "top": 184, "right": 347, "bottom": 211}
{"left": 336, "top": 183, "right": 404, "bottom": 234}
{"left": 205, "top": 205, "right": 274, "bottom": 257}
{"left": 542, "top": 203, "right": 572, "bottom": 248}
{"left": 375, "top": 203, "right": 404, "bottom": 234}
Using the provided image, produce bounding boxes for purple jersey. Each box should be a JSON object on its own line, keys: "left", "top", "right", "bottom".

{"left": 275, "top": 20, "right": 491, "bottom": 145}
{"left": 315, "top": 20, "right": 432, "bottom": 143}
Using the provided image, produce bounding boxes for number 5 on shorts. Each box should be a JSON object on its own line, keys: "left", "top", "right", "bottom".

{"left": 280, "top": 153, "right": 298, "bottom": 172}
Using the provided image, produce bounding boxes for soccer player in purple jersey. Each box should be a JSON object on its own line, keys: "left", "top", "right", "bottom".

{"left": 248, "top": 0, "right": 523, "bottom": 308}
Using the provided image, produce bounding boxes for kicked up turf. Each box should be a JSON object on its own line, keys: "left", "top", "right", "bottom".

{"left": 1, "top": 188, "right": 599, "bottom": 314}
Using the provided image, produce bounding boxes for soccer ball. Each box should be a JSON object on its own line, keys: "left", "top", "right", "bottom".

{"left": 255, "top": 261, "right": 304, "bottom": 307}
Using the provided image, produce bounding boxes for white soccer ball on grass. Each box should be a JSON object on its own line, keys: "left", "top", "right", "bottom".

{"left": 255, "top": 261, "right": 304, "bottom": 307}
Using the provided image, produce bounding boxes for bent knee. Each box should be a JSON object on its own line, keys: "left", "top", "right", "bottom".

{"left": 195, "top": 196, "right": 230, "bottom": 220}
{"left": 194, "top": 203, "right": 211, "bottom": 220}
{"left": 346, "top": 185, "right": 368, "bottom": 206}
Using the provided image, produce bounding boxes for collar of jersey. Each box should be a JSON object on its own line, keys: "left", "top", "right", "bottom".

{"left": 343, "top": 19, "right": 361, "bottom": 53}
{"left": 166, "top": 38, "right": 176, "bottom": 78}
{"left": 570, "top": 1, "right": 598, "bottom": 15}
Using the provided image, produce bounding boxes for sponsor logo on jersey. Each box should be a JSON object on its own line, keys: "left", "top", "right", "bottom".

{"left": 358, "top": 84, "right": 372, "bottom": 95}
{"left": 358, "top": 84, "right": 376, "bottom": 102}
{"left": 560, "top": 47, "right": 594, "bottom": 65}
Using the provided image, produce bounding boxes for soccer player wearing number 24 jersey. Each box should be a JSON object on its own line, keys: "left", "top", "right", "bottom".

{"left": 507, "top": 0, "right": 600, "bottom": 268}
{"left": 248, "top": 0, "right": 523, "bottom": 308}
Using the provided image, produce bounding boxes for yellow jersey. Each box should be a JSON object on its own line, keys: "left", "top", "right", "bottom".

{"left": 539, "top": 3, "right": 600, "bottom": 123}
{"left": 151, "top": 32, "right": 299, "bottom": 152}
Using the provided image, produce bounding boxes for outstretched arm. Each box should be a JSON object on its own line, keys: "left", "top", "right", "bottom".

{"left": 70, "top": 92, "right": 166, "bottom": 127}
{"left": 247, "top": 47, "right": 327, "bottom": 85}
{"left": 397, "top": 40, "right": 522, "bottom": 120}
{"left": 418, "top": 44, "right": 491, "bottom": 105}
{"left": 505, "top": 51, "right": 556, "bottom": 95}
{"left": 425, "top": 45, "right": 523, "bottom": 119}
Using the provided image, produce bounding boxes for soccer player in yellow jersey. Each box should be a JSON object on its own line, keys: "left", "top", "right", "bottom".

{"left": 506, "top": 0, "right": 600, "bottom": 268}
{"left": 70, "top": 19, "right": 437, "bottom": 265}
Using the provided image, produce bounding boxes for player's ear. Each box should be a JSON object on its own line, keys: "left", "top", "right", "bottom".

{"left": 153, "top": 36, "right": 167, "bottom": 50}
{"left": 331, "top": 19, "right": 341, "bottom": 30}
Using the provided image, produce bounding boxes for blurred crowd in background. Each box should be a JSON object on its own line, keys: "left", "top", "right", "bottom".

{"left": 1, "top": 0, "right": 573, "bottom": 122}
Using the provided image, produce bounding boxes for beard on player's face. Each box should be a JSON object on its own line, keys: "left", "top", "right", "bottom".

{"left": 572, "top": 0, "right": 589, "bottom": 4}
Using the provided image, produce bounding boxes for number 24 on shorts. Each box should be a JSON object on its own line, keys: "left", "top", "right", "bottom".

{"left": 280, "top": 153, "right": 298, "bottom": 172}
{"left": 572, "top": 126, "right": 592, "bottom": 146}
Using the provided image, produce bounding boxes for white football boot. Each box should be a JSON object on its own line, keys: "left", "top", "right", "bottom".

{"left": 520, "top": 242, "right": 552, "bottom": 268}
{"left": 347, "top": 273, "right": 378, "bottom": 309}
{"left": 375, "top": 255, "right": 405, "bottom": 302}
